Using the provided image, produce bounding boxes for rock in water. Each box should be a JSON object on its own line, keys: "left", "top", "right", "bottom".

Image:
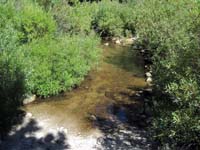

{"left": 145, "top": 72, "right": 152, "bottom": 77}
{"left": 104, "top": 42, "right": 109, "bottom": 46}
{"left": 146, "top": 77, "right": 152, "bottom": 84}
{"left": 89, "top": 115, "right": 97, "bottom": 121}
{"left": 26, "top": 112, "right": 33, "bottom": 118}
{"left": 115, "top": 39, "right": 121, "bottom": 44}
{"left": 23, "top": 95, "right": 36, "bottom": 105}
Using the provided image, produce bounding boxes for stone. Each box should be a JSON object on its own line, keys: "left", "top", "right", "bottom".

{"left": 124, "top": 38, "right": 134, "bottom": 45}
{"left": 119, "top": 129, "right": 132, "bottom": 134}
{"left": 145, "top": 72, "right": 152, "bottom": 77}
{"left": 104, "top": 42, "right": 109, "bottom": 46}
{"left": 146, "top": 77, "right": 152, "bottom": 83}
{"left": 26, "top": 112, "right": 33, "bottom": 118}
{"left": 115, "top": 39, "right": 121, "bottom": 44}
{"left": 112, "top": 37, "right": 117, "bottom": 41}
{"left": 123, "top": 141, "right": 131, "bottom": 146}
{"left": 90, "top": 115, "right": 97, "bottom": 121}
{"left": 23, "top": 95, "right": 36, "bottom": 105}
{"left": 144, "top": 88, "right": 153, "bottom": 93}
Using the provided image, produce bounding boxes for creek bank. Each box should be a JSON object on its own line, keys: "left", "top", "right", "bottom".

{"left": 103, "top": 36, "right": 153, "bottom": 86}
{"left": 103, "top": 37, "right": 136, "bottom": 46}
{"left": 1, "top": 42, "right": 157, "bottom": 149}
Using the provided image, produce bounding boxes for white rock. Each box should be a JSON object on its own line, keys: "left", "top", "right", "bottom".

{"left": 112, "top": 37, "right": 117, "bottom": 41}
{"left": 104, "top": 42, "right": 109, "bottom": 46}
{"left": 23, "top": 95, "right": 36, "bottom": 105}
{"left": 90, "top": 115, "right": 97, "bottom": 121}
{"left": 146, "top": 77, "right": 152, "bottom": 83}
{"left": 115, "top": 39, "right": 121, "bottom": 44}
{"left": 145, "top": 72, "right": 152, "bottom": 77}
{"left": 132, "top": 37, "right": 137, "bottom": 40}
{"left": 123, "top": 141, "right": 131, "bottom": 146}
{"left": 26, "top": 112, "right": 33, "bottom": 118}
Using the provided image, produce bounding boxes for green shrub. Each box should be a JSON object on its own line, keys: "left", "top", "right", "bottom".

{"left": 51, "top": 0, "right": 134, "bottom": 37}
{"left": 93, "top": 0, "right": 134, "bottom": 37}
{"left": 0, "top": 2, "right": 16, "bottom": 28}
{"left": 34, "top": 0, "right": 61, "bottom": 10}
{"left": 0, "top": 26, "right": 20, "bottom": 52}
{"left": 0, "top": 27, "right": 27, "bottom": 131}
{"left": 0, "top": 0, "right": 56, "bottom": 43}
{"left": 134, "top": 0, "right": 200, "bottom": 148}
{"left": 23, "top": 34, "right": 100, "bottom": 97}
{"left": 51, "top": 2, "right": 98, "bottom": 34}
{"left": 15, "top": 0, "right": 56, "bottom": 43}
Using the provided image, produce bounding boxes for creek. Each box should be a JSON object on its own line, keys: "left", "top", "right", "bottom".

{"left": 0, "top": 42, "right": 155, "bottom": 150}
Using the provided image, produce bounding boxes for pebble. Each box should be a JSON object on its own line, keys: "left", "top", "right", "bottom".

{"left": 90, "top": 115, "right": 97, "bottom": 121}
{"left": 146, "top": 77, "right": 152, "bottom": 83}
{"left": 123, "top": 141, "right": 131, "bottom": 146}
{"left": 26, "top": 112, "right": 33, "bottom": 118}
{"left": 115, "top": 39, "right": 121, "bottom": 44}
{"left": 145, "top": 72, "right": 152, "bottom": 77}
{"left": 104, "top": 42, "right": 109, "bottom": 46}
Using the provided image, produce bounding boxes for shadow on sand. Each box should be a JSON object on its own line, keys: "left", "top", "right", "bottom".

{"left": 0, "top": 117, "right": 70, "bottom": 150}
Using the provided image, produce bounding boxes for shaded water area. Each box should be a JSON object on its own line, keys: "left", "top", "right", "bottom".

{"left": 0, "top": 43, "right": 155, "bottom": 150}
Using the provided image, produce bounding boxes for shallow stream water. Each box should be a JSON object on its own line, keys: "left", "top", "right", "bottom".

{"left": 24, "top": 42, "right": 146, "bottom": 133}
{"left": 1, "top": 43, "right": 154, "bottom": 150}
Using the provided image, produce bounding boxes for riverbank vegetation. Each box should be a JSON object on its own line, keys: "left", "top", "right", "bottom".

{"left": 0, "top": 0, "right": 199, "bottom": 149}
{"left": 133, "top": 1, "right": 200, "bottom": 149}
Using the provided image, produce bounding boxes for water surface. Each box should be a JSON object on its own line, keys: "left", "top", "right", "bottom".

{"left": 23, "top": 43, "right": 147, "bottom": 135}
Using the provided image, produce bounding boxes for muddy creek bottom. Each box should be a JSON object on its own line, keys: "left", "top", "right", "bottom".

{"left": 0, "top": 43, "right": 154, "bottom": 150}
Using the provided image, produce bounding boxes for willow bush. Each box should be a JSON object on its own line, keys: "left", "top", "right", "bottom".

{"left": 0, "top": 0, "right": 101, "bottom": 130}
{"left": 133, "top": 0, "right": 200, "bottom": 148}
{"left": 51, "top": 2, "right": 98, "bottom": 34}
{"left": 0, "top": 25, "right": 27, "bottom": 132}
{"left": 23, "top": 34, "right": 100, "bottom": 97}
{"left": 93, "top": 0, "right": 134, "bottom": 37}
{"left": 16, "top": 0, "right": 56, "bottom": 43}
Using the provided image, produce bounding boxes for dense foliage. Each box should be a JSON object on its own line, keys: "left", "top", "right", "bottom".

{"left": 51, "top": 2, "right": 98, "bottom": 34}
{"left": 93, "top": 0, "right": 134, "bottom": 37}
{"left": 24, "top": 35, "right": 100, "bottom": 97}
{"left": 0, "top": 0, "right": 199, "bottom": 148}
{"left": 133, "top": 0, "right": 200, "bottom": 148}
{"left": 0, "top": 0, "right": 100, "bottom": 130}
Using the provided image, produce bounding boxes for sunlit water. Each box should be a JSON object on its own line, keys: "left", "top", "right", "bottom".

{"left": 0, "top": 43, "right": 154, "bottom": 150}
{"left": 22, "top": 43, "right": 146, "bottom": 135}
